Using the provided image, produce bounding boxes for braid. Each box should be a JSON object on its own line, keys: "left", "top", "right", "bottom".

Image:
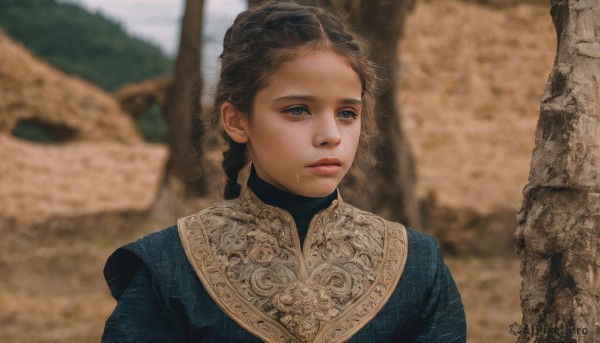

{"left": 222, "top": 139, "right": 247, "bottom": 199}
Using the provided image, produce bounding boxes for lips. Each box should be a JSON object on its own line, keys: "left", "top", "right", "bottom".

{"left": 309, "top": 158, "right": 342, "bottom": 167}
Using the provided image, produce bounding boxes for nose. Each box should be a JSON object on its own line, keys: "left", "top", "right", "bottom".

{"left": 313, "top": 112, "right": 341, "bottom": 147}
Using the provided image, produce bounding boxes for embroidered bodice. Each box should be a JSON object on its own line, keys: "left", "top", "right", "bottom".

{"left": 177, "top": 187, "right": 408, "bottom": 343}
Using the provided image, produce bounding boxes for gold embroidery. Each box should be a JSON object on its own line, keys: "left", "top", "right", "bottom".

{"left": 178, "top": 188, "right": 408, "bottom": 343}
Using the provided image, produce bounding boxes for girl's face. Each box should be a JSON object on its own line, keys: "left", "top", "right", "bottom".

{"left": 225, "top": 48, "right": 363, "bottom": 197}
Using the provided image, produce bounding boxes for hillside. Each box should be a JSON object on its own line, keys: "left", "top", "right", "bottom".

{"left": 0, "top": 0, "right": 172, "bottom": 91}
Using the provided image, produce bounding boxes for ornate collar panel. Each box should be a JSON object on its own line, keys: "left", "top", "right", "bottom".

{"left": 178, "top": 187, "right": 408, "bottom": 343}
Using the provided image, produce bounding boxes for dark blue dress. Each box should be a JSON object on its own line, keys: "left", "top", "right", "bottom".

{"left": 103, "top": 168, "right": 466, "bottom": 342}
{"left": 102, "top": 225, "right": 466, "bottom": 342}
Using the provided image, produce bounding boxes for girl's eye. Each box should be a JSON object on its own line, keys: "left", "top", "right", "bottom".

{"left": 284, "top": 106, "right": 308, "bottom": 116}
{"left": 338, "top": 110, "right": 358, "bottom": 119}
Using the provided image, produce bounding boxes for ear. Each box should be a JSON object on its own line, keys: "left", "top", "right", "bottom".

{"left": 221, "top": 101, "right": 249, "bottom": 144}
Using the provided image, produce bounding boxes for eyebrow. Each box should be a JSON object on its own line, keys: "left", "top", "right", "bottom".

{"left": 273, "top": 95, "right": 362, "bottom": 105}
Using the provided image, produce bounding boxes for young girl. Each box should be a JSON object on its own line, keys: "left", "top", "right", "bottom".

{"left": 102, "top": 2, "right": 466, "bottom": 342}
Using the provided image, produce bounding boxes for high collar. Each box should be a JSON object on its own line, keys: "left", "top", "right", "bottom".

{"left": 246, "top": 166, "right": 339, "bottom": 243}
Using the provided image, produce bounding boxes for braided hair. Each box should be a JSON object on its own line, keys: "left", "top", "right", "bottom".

{"left": 214, "top": 1, "right": 378, "bottom": 199}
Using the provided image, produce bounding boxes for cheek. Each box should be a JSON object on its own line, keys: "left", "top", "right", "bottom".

{"left": 248, "top": 117, "right": 280, "bottom": 146}
{"left": 252, "top": 124, "right": 299, "bottom": 161}
{"left": 349, "top": 124, "right": 362, "bottom": 150}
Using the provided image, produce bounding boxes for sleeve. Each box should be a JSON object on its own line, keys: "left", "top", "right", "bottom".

{"left": 411, "top": 244, "right": 466, "bottom": 343}
{"left": 101, "top": 262, "right": 186, "bottom": 343}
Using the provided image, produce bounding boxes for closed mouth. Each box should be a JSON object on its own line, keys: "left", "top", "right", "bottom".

{"left": 309, "top": 158, "right": 342, "bottom": 167}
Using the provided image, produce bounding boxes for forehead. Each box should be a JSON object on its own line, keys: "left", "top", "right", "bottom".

{"left": 259, "top": 48, "right": 362, "bottom": 98}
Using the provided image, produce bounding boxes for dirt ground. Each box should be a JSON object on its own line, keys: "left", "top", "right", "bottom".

{"left": 0, "top": 180, "right": 522, "bottom": 343}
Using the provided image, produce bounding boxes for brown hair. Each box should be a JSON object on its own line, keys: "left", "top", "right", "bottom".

{"left": 214, "top": 1, "right": 378, "bottom": 199}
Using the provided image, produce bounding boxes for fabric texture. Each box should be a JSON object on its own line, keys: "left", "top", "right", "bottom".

{"left": 102, "top": 226, "right": 466, "bottom": 342}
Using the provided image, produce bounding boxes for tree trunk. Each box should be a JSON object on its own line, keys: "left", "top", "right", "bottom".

{"left": 163, "top": 0, "right": 206, "bottom": 196}
{"left": 343, "top": 0, "right": 419, "bottom": 227}
{"left": 514, "top": 1, "right": 600, "bottom": 342}
{"left": 248, "top": 0, "right": 420, "bottom": 227}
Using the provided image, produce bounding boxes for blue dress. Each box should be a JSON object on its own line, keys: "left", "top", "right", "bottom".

{"left": 102, "top": 171, "right": 466, "bottom": 342}
{"left": 102, "top": 225, "right": 465, "bottom": 342}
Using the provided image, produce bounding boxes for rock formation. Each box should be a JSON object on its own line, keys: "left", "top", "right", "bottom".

{"left": 112, "top": 75, "right": 171, "bottom": 117}
{"left": 514, "top": 0, "right": 600, "bottom": 341}
{"left": 0, "top": 29, "right": 141, "bottom": 143}
{"left": 0, "top": 29, "right": 169, "bottom": 224}
{"left": 0, "top": 135, "right": 168, "bottom": 223}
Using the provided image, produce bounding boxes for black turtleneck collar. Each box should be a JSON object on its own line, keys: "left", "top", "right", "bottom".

{"left": 247, "top": 165, "right": 338, "bottom": 245}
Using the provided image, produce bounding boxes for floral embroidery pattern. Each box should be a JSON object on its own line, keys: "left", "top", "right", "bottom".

{"left": 178, "top": 188, "right": 408, "bottom": 343}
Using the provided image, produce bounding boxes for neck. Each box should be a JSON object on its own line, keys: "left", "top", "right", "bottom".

{"left": 247, "top": 166, "right": 337, "bottom": 245}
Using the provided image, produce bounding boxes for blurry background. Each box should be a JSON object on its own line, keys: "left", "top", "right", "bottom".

{"left": 0, "top": 0, "right": 554, "bottom": 341}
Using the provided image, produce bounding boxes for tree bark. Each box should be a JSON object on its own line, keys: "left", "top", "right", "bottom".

{"left": 163, "top": 0, "right": 206, "bottom": 196}
{"left": 248, "top": 0, "right": 420, "bottom": 227}
{"left": 514, "top": 1, "right": 600, "bottom": 342}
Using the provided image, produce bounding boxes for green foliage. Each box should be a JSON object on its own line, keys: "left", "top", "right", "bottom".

{"left": 0, "top": 0, "right": 172, "bottom": 91}
{"left": 0, "top": 0, "right": 173, "bottom": 142}
{"left": 11, "top": 121, "right": 58, "bottom": 143}
{"left": 11, "top": 119, "right": 77, "bottom": 144}
{"left": 135, "top": 105, "right": 169, "bottom": 143}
